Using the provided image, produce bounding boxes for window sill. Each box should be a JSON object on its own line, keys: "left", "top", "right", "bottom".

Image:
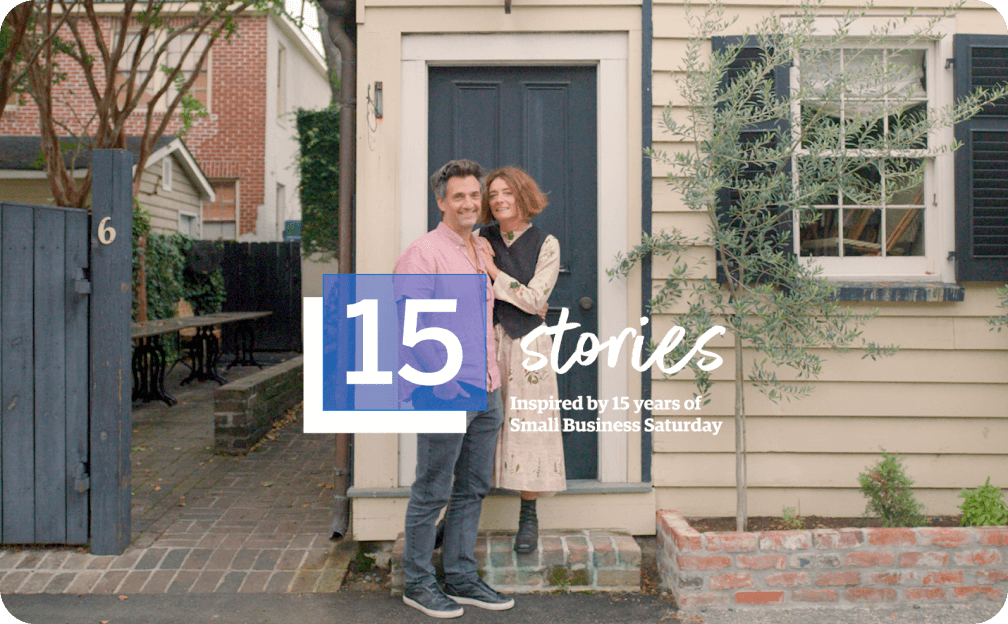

{"left": 832, "top": 282, "right": 964, "bottom": 303}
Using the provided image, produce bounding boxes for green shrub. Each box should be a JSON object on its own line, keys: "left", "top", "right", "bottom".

{"left": 295, "top": 108, "right": 340, "bottom": 257}
{"left": 782, "top": 506, "right": 803, "bottom": 530}
{"left": 858, "top": 451, "right": 926, "bottom": 528}
{"left": 958, "top": 477, "right": 1008, "bottom": 527}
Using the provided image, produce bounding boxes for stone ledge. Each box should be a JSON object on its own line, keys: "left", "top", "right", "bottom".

{"left": 657, "top": 510, "right": 1008, "bottom": 610}
{"left": 832, "top": 282, "right": 964, "bottom": 303}
{"left": 390, "top": 530, "right": 641, "bottom": 594}
{"left": 214, "top": 356, "right": 303, "bottom": 455}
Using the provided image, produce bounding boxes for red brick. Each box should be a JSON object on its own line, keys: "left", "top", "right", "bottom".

{"left": 918, "top": 528, "right": 971, "bottom": 548}
{"left": 865, "top": 528, "right": 917, "bottom": 547}
{"left": 677, "top": 592, "right": 730, "bottom": 607}
{"left": 736, "top": 554, "right": 786, "bottom": 570}
{"left": 923, "top": 570, "right": 964, "bottom": 585}
{"left": 677, "top": 555, "right": 731, "bottom": 571}
{"left": 792, "top": 589, "right": 839, "bottom": 602}
{"left": 759, "top": 531, "right": 811, "bottom": 551}
{"left": 704, "top": 532, "right": 756, "bottom": 553}
{"left": 870, "top": 571, "right": 914, "bottom": 585}
{"left": 845, "top": 551, "right": 895, "bottom": 567}
{"left": 899, "top": 551, "right": 948, "bottom": 568}
{"left": 765, "top": 572, "right": 808, "bottom": 587}
{"left": 674, "top": 530, "right": 703, "bottom": 553}
{"left": 953, "top": 586, "right": 1004, "bottom": 601}
{"left": 975, "top": 528, "right": 1008, "bottom": 547}
{"left": 953, "top": 549, "right": 1000, "bottom": 566}
{"left": 734, "top": 591, "right": 784, "bottom": 605}
{"left": 975, "top": 569, "right": 1008, "bottom": 585}
{"left": 815, "top": 570, "right": 860, "bottom": 586}
{"left": 846, "top": 587, "right": 897, "bottom": 602}
{"left": 906, "top": 587, "right": 947, "bottom": 601}
{"left": 812, "top": 529, "right": 863, "bottom": 549}
{"left": 710, "top": 573, "right": 754, "bottom": 590}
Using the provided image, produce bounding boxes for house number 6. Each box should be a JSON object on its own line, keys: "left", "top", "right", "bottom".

{"left": 97, "top": 217, "right": 116, "bottom": 245}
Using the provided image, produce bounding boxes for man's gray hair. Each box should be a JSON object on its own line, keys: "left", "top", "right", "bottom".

{"left": 430, "top": 159, "right": 485, "bottom": 201}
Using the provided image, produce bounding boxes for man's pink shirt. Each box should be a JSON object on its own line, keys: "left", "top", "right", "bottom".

{"left": 393, "top": 222, "right": 501, "bottom": 393}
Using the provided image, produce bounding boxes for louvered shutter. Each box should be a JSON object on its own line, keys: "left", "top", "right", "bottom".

{"left": 711, "top": 36, "right": 792, "bottom": 285}
{"left": 954, "top": 34, "right": 1008, "bottom": 281}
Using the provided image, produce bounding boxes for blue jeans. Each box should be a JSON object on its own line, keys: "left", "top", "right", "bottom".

{"left": 402, "top": 388, "right": 503, "bottom": 588}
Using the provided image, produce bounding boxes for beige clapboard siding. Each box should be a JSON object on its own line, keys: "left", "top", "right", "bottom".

{"left": 655, "top": 486, "right": 983, "bottom": 517}
{"left": 652, "top": 453, "right": 1008, "bottom": 489}
{"left": 653, "top": 379, "right": 1008, "bottom": 417}
{"left": 647, "top": 349, "right": 1008, "bottom": 383}
{"left": 137, "top": 156, "right": 202, "bottom": 234}
{"left": 653, "top": 416, "right": 1008, "bottom": 454}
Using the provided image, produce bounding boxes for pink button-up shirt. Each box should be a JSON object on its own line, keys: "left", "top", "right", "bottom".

{"left": 393, "top": 222, "right": 501, "bottom": 394}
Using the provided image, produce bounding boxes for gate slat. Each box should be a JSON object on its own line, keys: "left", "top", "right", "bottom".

{"left": 65, "top": 210, "right": 89, "bottom": 544}
{"left": 2, "top": 204, "right": 35, "bottom": 543}
{"left": 34, "top": 208, "right": 67, "bottom": 543}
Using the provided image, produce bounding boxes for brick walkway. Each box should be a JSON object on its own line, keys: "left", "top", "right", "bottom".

{"left": 0, "top": 362, "right": 353, "bottom": 595}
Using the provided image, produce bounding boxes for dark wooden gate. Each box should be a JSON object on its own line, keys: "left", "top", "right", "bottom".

{"left": 0, "top": 150, "right": 132, "bottom": 554}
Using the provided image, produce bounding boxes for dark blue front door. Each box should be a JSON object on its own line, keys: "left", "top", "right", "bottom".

{"left": 428, "top": 65, "right": 599, "bottom": 479}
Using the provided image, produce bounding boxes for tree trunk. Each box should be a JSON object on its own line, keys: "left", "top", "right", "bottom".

{"left": 734, "top": 329, "right": 747, "bottom": 532}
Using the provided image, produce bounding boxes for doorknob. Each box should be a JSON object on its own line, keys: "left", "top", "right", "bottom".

{"left": 579, "top": 296, "right": 594, "bottom": 310}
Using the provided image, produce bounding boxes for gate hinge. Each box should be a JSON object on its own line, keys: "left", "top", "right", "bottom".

{"left": 73, "top": 462, "right": 90, "bottom": 493}
{"left": 73, "top": 267, "right": 91, "bottom": 295}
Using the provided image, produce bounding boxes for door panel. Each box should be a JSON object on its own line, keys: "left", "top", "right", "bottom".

{"left": 429, "top": 66, "right": 599, "bottom": 478}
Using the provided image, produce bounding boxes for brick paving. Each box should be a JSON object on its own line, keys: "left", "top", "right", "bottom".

{"left": 0, "top": 362, "right": 353, "bottom": 594}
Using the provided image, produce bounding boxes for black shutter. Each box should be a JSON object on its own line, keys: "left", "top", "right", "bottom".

{"left": 954, "top": 34, "right": 1008, "bottom": 282}
{"left": 711, "top": 36, "right": 792, "bottom": 285}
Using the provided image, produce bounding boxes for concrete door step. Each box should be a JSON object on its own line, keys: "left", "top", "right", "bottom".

{"left": 391, "top": 531, "right": 641, "bottom": 594}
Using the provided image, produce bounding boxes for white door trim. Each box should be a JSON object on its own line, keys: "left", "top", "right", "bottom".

{"left": 399, "top": 32, "right": 630, "bottom": 485}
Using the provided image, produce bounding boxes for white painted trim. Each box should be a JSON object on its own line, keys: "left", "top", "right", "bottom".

{"left": 145, "top": 138, "right": 216, "bottom": 201}
{"left": 399, "top": 32, "right": 631, "bottom": 486}
{"left": 178, "top": 209, "right": 199, "bottom": 237}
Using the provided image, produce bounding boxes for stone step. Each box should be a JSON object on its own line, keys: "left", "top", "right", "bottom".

{"left": 391, "top": 531, "right": 641, "bottom": 594}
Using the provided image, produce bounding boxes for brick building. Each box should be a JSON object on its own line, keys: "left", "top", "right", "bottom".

{"left": 0, "top": 6, "right": 330, "bottom": 241}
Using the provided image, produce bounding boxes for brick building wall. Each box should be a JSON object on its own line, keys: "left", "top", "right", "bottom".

{"left": 0, "top": 14, "right": 268, "bottom": 236}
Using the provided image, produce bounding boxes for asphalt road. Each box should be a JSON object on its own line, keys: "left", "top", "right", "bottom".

{"left": 2, "top": 591, "right": 1005, "bottom": 624}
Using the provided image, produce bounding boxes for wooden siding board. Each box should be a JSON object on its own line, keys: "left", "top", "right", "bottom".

{"left": 649, "top": 349, "right": 1008, "bottom": 383}
{"left": 33, "top": 207, "right": 67, "bottom": 543}
{"left": 652, "top": 453, "right": 1008, "bottom": 489}
{"left": 2, "top": 204, "right": 35, "bottom": 543}
{"left": 653, "top": 417, "right": 1008, "bottom": 454}
{"left": 652, "top": 380, "right": 1008, "bottom": 417}
{"left": 65, "top": 210, "right": 89, "bottom": 544}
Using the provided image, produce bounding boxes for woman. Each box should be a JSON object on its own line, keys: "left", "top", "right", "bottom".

{"left": 477, "top": 167, "right": 566, "bottom": 554}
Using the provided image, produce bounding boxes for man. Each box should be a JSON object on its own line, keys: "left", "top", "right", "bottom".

{"left": 393, "top": 159, "right": 514, "bottom": 618}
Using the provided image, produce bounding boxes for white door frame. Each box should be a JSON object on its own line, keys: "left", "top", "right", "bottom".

{"left": 398, "top": 32, "right": 631, "bottom": 485}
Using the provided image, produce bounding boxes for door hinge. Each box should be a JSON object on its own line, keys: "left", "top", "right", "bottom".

{"left": 73, "top": 462, "right": 90, "bottom": 493}
{"left": 73, "top": 267, "right": 91, "bottom": 295}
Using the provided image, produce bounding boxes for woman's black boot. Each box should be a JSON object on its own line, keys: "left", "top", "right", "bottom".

{"left": 514, "top": 498, "right": 538, "bottom": 554}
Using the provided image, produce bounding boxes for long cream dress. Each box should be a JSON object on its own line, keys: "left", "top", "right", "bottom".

{"left": 490, "top": 228, "right": 566, "bottom": 493}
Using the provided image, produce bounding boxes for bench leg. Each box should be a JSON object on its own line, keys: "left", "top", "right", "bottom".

{"left": 132, "top": 337, "right": 177, "bottom": 406}
{"left": 182, "top": 327, "right": 227, "bottom": 386}
{"left": 227, "top": 320, "right": 264, "bottom": 369}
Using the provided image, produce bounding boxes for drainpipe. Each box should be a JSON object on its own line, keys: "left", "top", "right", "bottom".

{"left": 320, "top": 0, "right": 356, "bottom": 540}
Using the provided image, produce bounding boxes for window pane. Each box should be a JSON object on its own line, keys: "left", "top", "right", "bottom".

{"left": 886, "top": 209, "right": 924, "bottom": 256}
{"left": 841, "top": 161, "right": 882, "bottom": 206}
{"left": 843, "top": 208, "right": 881, "bottom": 256}
{"left": 799, "top": 208, "right": 839, "bottom": 256}
{"left": 884, "top": 158, "right": 924, "bottom": 205}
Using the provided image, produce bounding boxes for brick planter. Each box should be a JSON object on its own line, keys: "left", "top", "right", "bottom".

{"left": 214, "top": 356, "right": 303, "bottom": 454}
{"left": 390, "top": 531, "right": 641, "bottom": 594}
{"left": 657, "top": 510, "right": 1008, "bottom": 609}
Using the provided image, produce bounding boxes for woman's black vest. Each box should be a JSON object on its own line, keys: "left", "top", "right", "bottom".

{"left": 480, "top": 224, "right": 548, "bottom": 340}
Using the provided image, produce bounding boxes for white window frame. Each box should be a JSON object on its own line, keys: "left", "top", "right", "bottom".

{"left": 162, "top": 156, "right": 173, "bottom": 192}
{"left": 178, "top": 210, "right": 199, "bottom": 237}
{"left": 792, "top": 17, "right": 955, "bottom": 283}
{"left": 115, "top": 30, "right": 212, "bottom": 114}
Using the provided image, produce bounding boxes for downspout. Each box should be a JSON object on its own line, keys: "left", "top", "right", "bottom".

{"left": 320, "top": 0, "right": 356, "bottom": 540}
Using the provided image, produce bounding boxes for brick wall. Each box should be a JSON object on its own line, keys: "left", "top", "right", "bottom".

{"left": 214, "top": 356, "right": 302, "bottom": 454}
{"left": 657, "top": 510, "right": 1008, "bottom": 609}
{"left": 0, "top": 14, "right": 267, "bottom": 235}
